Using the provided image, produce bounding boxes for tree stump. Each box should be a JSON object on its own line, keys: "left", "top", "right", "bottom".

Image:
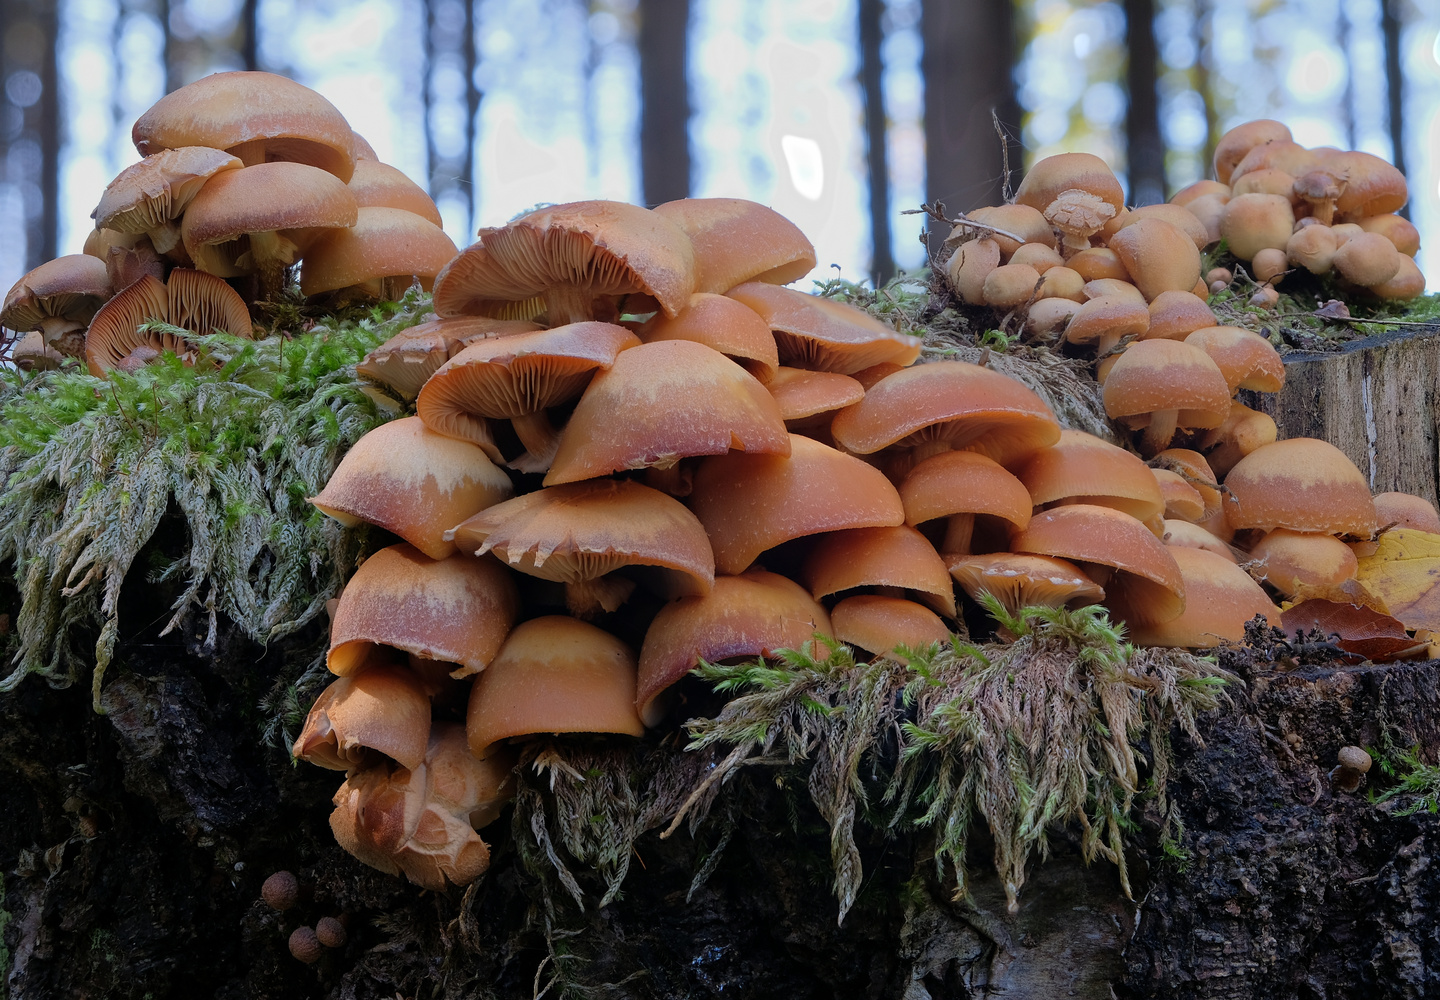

{"left": 1243, "top": 326, "right": 1440, "bottom": 507}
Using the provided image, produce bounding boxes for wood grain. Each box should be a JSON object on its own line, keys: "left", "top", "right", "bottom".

{"left": 1241, "top": 326, "right": 1440, "bottom": 508}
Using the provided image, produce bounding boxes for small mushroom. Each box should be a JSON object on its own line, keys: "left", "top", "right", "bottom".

{"left": 315, "top": 916, "right": 348, "bottom": 949}
{"left": 261, "top": 870, "right": 299, "bottom": 911}
{"left": 1331, "top": 745, "right": 1372, "bottom": 793}
{"left": 289, "top": 926, "right": 323, "bottom": 964}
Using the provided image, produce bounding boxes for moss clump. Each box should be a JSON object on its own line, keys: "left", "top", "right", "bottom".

{"left": 511, "top": 602, "right": 1234, "bottom": 923}
{"left": 0, "top": 289, "right": 433, "bottom": 710}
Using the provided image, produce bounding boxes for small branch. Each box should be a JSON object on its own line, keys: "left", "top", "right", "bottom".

{"left": 902, "top": 202, "right": 1028, "bottom": 247}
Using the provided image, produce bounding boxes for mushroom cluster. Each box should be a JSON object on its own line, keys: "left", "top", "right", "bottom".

{"left": 1, "top": 71, "right": 457, "bottom": 373}
{"left": 288, "top": 170, "right": 1439, "bottom": 885}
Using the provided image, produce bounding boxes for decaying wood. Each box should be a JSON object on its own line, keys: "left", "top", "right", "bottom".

{"left": 1243, "top": 325, "right": 1440, "bottom": 508}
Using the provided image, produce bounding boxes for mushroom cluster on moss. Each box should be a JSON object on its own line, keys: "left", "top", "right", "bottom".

{"left": 286, "top": 156, "right": 1440, "bottom": 885}
{"left": 2, "top": 70, "right": 457, "bottom": 372}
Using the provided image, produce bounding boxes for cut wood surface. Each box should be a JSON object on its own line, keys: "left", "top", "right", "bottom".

{"left": 1243, "top": 325, "right": 1440, "bottom": 509}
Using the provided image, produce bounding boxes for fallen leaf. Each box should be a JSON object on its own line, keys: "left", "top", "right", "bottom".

{"left": 1280, "top": 599, "right": 1430, "bottom": 663}
{"left": 1354, "top": 528, "right": 1440, "bottom": 632}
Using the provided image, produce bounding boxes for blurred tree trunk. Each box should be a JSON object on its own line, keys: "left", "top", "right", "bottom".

{"left": 423, "top": 0, "right": 480, "bottom": 235}
{"left": 858, "top": 0, "right": 891, "bottom": 286}
{"left": 638, "top": 0, "right": 691, "bottom": 206}
{"left": 1124, "top": 0, "right": 1164, "bottom": 204}
{"left": 241, "top": 0, "right": 259, "bottom": 71}
{"left": 1381, "top": 0, "right": 1407, "bottom": 218}
{"left": 1, "top": 0, "right": 61, "bottom": 267}
{"left": 920, "top": 0, "right": 1020, "bottom": 251}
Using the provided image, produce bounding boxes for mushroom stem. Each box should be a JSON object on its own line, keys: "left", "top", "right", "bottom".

{"left": 564, "top": 575, "right": 636, "bottom": 619}
{"left": 1141, "top": 408, "right": 1180, "bottom": 455}
{"left": 148, "top": 221, "right": 182, "bottom": 256}
{"left": 644, "top": 461, "right": 695, "bottom": 497}
{"left": 245, "top": 229, "right": 300, "bottom": 300}
{"left": 227, "top": 138, "right": 270, "bottom": 167}
{"left": 941, "top": 513, "right": 976, "bottom": 555}
{"left": 508, "top": 411, "right": 563, "bottom": 474}
{"left": 543, "top": 284, "right": 597, "bottom": 326}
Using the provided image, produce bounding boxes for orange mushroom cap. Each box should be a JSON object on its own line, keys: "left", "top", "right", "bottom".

{"left": 1010, "top": 504, "right": 1185, "bottom": 624}
{"left": 355, "top": 316, "right": 543, "bottom": 402}
{"left": 447, "top": 479, "right": 715, "bottom": 614}
{"left": 637, "top": 291, "right": 780, "bottom": 382}
{"left": 801, "top": 524, "right": 957, "bottom": 616}
{"left": 689, "top": 433, "right": 905, "bottom": 575}
{"left": 830, "top": 595, "right": 951, "bottom": 660}
{"left": 830, "top": 361, "right": 1060, "bottom": 467}
{"left": 293, "top": 661, "right": 432, "bottom": 771}
{"left": 651, "top": 197, "right": 816, "bottom": 293}
{"left": 1183, "top": 326, "right": 1285, "bottom": 393}
{"left": 328, "top": 543, "right": 520, "bottom": 678}
{"left": 1129, "top": 547, "right": 1281, "bottom": 647}
{"left": 346, "top": 159, "right": 443, "bottom": 226}
{"left": 309, "top": 416, "right": 514, "bottom": 560}
{"left": 636, "top": 569, "right": 833, "bottom": 725}
{"left": 132, "top": 70, "right": 357, "bottom": 181}
{"left": 466, "top": 616, "right": 645, "bottom": 758}
{"left": 764, "top": 367, "right": 866, "bottom": 431}
{"left": 945, "top": 552, "right": 1105, "bottom": 615}
{"left": 1016, "top": 429, "right": 1164, "bottom": 522}
{"left": 1246, "top": 528, "right": 1359, "bottom": 598}
{"left": 1224, "top": 439, "right": 1376, "bottom": 536}
{"left": 726, "top": 281, "right": 922, "bottom": 374}
{"left": 544, "top": 339, "right": 790, "bottom": 486}
{"left": 1102, "top": 339, "right": 1230, "bottom": 454}
{"left": 1372, "top": 492, "right": 1440, "bottom": 533}
{"left": 299, "top": 206, "right": 459, "bottom": 298}
{"left": 432, "top": 199, "right": 697, "bottom": 324}
{"left": 899, "top": 449, "right": 1032, "bottom": 532}
{"left": 416, "top": 321, "right": 640, "bottom": 466}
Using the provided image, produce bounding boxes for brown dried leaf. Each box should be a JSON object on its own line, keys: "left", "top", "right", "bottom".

{"left": 1280, "top": 599, "right": 1430, "bottom": 663}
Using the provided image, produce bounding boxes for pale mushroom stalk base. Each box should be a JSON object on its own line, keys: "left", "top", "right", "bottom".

{"left": 565, "top": 575, "right": 637, "bottom": 619}
{"left": 237, "top": 230, "right": 301, "bottom": 301}
{"left": 941, "top": 513, "right": 976, "bottom": 556}
{"left": 507, "top": 411, "right": 563, "bottom": 474}
{"left": 39, "top": 316, "right": 87, "bottom": 358}
{"left": 1141, "top": 409, "right": 1180, "bottom": 455}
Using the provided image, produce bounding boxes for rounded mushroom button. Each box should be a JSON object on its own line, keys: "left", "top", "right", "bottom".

{"left": 315, "top": 916, "right": 348, "bottom": 949}
{"left": 289, "top": 926, "right": 323, "bottom": 964}
{"left": 261, "top": 870, "right": 299, "bottom": 912}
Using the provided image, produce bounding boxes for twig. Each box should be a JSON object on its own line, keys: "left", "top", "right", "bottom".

{"left": 1321, "top": 315, "right": 1440, "bottom": 328}
{"left": 992, "top": 108, "right": 1013, "bottom": 203}
{"left": 901, "top": 203, "right": 1028, "bottom": 247}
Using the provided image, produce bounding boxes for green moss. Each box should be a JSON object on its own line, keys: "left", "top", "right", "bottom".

{"left": 1371, "top": 743, "right": 1440, "bottom": 816}
{"left": 0, "top": 289, "right": 433, "bottom": 710}
{"left": 513, "top": 604, "right": 1233, "bottom": 922}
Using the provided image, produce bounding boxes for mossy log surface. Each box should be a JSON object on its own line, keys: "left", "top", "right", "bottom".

{"left": 2, "top": 588, "right": 1438, "bottom": 999}
{"left": 1243, "top": 324, "right": 1440, "bottom": 508}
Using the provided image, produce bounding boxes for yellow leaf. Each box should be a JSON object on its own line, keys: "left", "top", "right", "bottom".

{"left": 1354, "top": 528, "right": 1440, "bottom": 632}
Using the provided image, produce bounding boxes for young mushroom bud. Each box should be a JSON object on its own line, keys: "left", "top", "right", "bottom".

{"left": 1331, "top": 745, "right": 1372, "bottom": 793}
{"left": 289, "top": 926, "right": 323, "bottom": 964}
{"left": 261, "top": 870, "right": 299, "bottom": 911}
{"left": 315, "top": 916, "right": 348, "bottom": 949}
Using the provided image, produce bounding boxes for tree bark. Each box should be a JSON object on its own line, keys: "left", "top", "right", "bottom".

{"left": 858, "top": 0, "right": 892, "bottom": 286}
{"left": 921, "top": 0, "right": 1020, "bottom": 252}
{"left": 638, "top": 0, "right": 691, "bottom": 207}
{"left": 1124, "top": 0, "right": 1164, "bottom": 204}
{"left": 1242, "top": 326, "right": 1440, "bottom": 509}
